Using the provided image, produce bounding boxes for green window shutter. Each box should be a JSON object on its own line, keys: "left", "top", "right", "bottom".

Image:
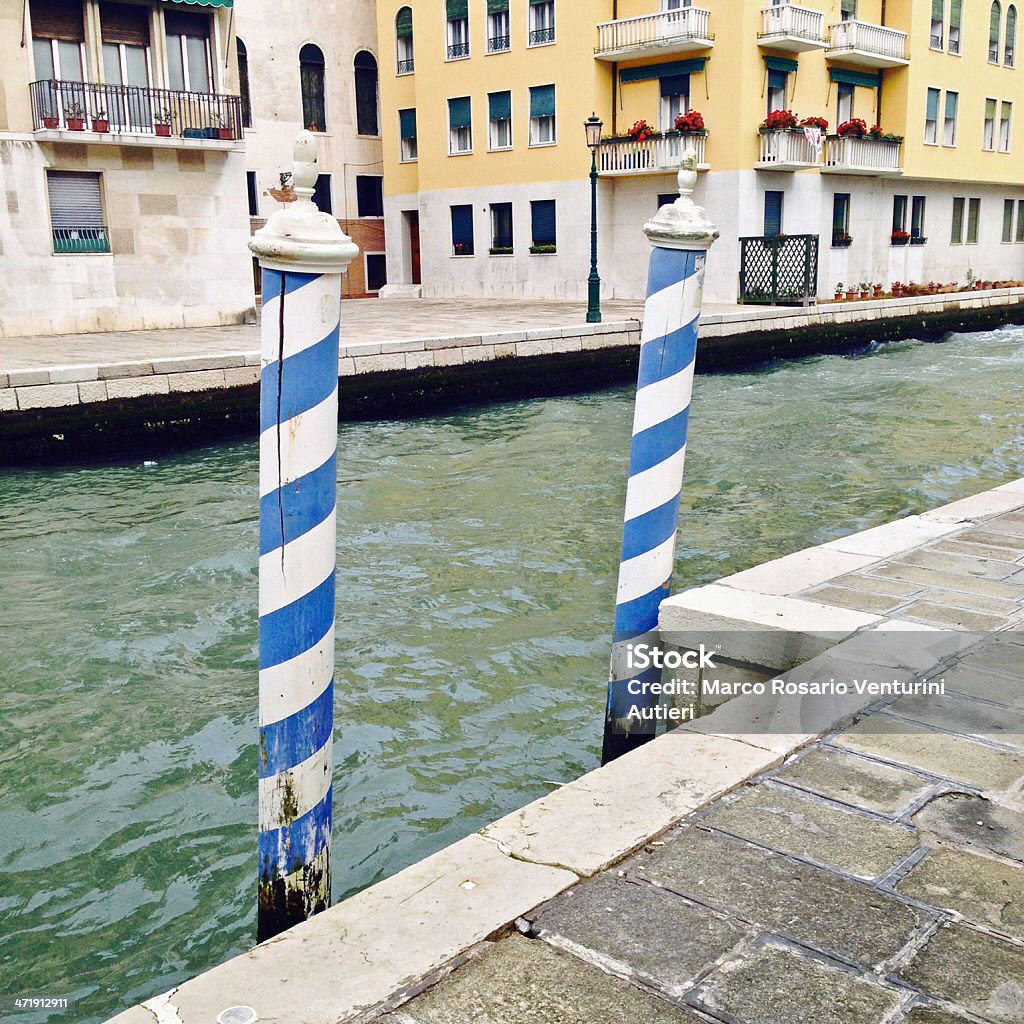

{"left": 529, "top": 0, "right": 547, "bottom": 5}
{"left": 829, "top": 67, "right": 880, "bottom": 88}
{"left": 619, "top": 57, "right": 707, "bottom": 83}
{"left": 530, "top": 84, "right": 555, "bottom": 118}
{"left": 399, "top": 107, "right": 416, "bottom": 138}
{"left": 487, "top": 0, "right": 508, "bottom": 11}
{"left": 944, "top": 90, "right": 957, "bottom": 119}
{"left": 1003, "top": 198, "right": 1014, "bottom": 242}
{"left": 396, "top": 7, "right": 413, "bottom": 37}
{"left": 926, "top": 87, "right": 939, "bottom": 120}
{"left": 531, "top": 200, "right": 556, "bottom": 246}
{"left": 767, "top": 69, "right": 788, "bottom": 90}
{"left": 451, "top": 204, "right": 474, "bottom": 252}
{"left": 448, "top": 96, "right": 472, "bottom": 129}
{"left": 986, "top": 97, "right": 997, "bottom": 120}
{"left": 764, "top": 56, "right": 798, "bottom": 73}
{"left": 446, "top": 0, "right": 467, "bottom": 19}
{"left": 489, "top": 90, "right": 511, "bottom": 121}
{"left": 660, "top": 73, "right": 689, "bottom": 97}
{"left": 841, "top": 0, "right": 857, "bottom": 14}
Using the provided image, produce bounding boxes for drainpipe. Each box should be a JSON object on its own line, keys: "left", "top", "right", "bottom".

{"left": 250, "top": 132, "right": 358, "bottom": 942}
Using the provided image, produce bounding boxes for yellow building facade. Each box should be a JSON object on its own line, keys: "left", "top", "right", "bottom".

{"left": 377, "top": 0, "right": 1024, "bottom": 304}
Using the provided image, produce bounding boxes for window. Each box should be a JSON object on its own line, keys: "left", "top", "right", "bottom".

{"left": 892, "top": 194, "right": 908, "bottom": 232}
{"left": 529, "top": 0, "right": 555, "bottom": 45}
{"left": 312, "top": 173, "right": 332, "bottom": 215}
{"left": 529, "top": 84, "right": 555, "bottom": 145}
{"left": 490, "top": 202, "right": 513, "bottom": 252}
{"left": 99, "top": 2, "right": 152, "bottom": 131}
{"left": 1006, "top": 4, "right": 1017, "bottom": 64}
{"left": 763, "top": 191, "right": 783, "bottom": 237}
{"left": 767, "top": 69, "right": 787, "bottom": 116}
{"left": 837, "top": 83, "right": 854, "bottom": 126}
{"left": 990, "top": 1, "right": 1002, "bottom": 62}
{"left": 299, "top": 43, "right": 326, "bottom": 131}
{"left": 1003, "top": 199, "right": 1015, "bottom": 242}
{"left": 660, "top": 74, "right": 689, "bottom": 132}
{"left": 967, "top": 197, "right": 981, "bottom": 242}
{"left": 951, "top": 196, "right": 965, "bottom": 243}
{"left": 488, "top": 90, "right": 512, "bottom": 149}
{"left": 31, "top": 0, "right": 87, "bottom": 105}
{"left": 1000, "top": 100, "right": 1012, "bottom": 150}
{"left": 911, "top": 196, "right": 926, "bottom": 239}
{"left": 657, "top": 193, "right": 678, "bottom": 208}
{"left": 924, "top": 88, "right": 939, "bottom": 144}
{"left": 447, "top": 0, "right": 469, "bottom": 58}
{"left": 930, "top": 0, "right": 944, "bottom": 48}
{"left": 488, "top": 0, "right": 510, "bottom": 51}
{"left": 832, "top": 192, "right": 851, "bottom": 245}
{"left": 354, "top": 51, "right": 378, "bottom": 136}
{"left": 396, "top": 7, "right": 414, "bottom": 74}
{"left": 365, "top": 253, "right": 387, "bottom": 292}
{"left": 246, "top": 170, "right": 258, "bottom": 216}
{"left": 530, "top": 199, "right": 556, "bottom": 251}
{"left": 356, "top": 175, "right": 384, "bottom": 217}
{"left": 448, "top": 96, "right": 472, "bottom": 153}
{"left": 47, "top": 170, "right": 109, "bottom": 253}
{"left": 451, "top": 204, "right": 474, "bottom": 255}
{"left": 237, "top": 38, "right": 251, "bottom": 127}
{"left": 943, "top": 90, "right": 958, "bottom": 145}
{"left": 399, "top": 107, "right": 417, "bottom": 160}
{"left": 840, "top": 0, "right": 857, "bottom": 20}
{"left": 1017, "top": 201, "right": 1024, "bottom": 241}
{"left": 165, "top": 9, "right": 211, "bottom": 93}
{"left": 949, "top": 0, "right": 962, "bottom": 51}
{"left": 984, "top": 98, "right": 997, "bottom": 149}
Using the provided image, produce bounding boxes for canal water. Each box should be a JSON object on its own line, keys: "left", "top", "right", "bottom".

{"left": 2, "top": 325, "right": 1023, "bottom": 1023}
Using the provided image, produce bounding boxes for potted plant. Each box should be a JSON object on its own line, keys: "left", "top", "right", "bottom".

{"left": 41, "top": 111, "right": 59, "bottom": 129}
{"left": 909, "top": 234, "right": 927, "bottom": 245}
{"left": 858, "top": 281, "right": 870, "bottom": 299}
{"left": 529, "top": 243, "right": 557, "bottom": 254}
{"left": 832, "top": 231, "right": 853, "bottom": 248}
{"left": 834, "top": 281, "right": 844, "bottom": 300}
{"left": 845, "top": 285, "right": 858, "bottom": 300}
{"left": 799, "top": 115, "right": 829, "bottom": 132}
{"left": 488, "top": 246, "right": 514, "bottom": 256}
{"left": 626, "top": 119, "right": 656, "bottom": 141}
{"left": 836, "top": 117, "right": 867, "bottom": 138}
{"left": 154, "top": 109, "right": 172, "bottom": 136}
{"left": 891, "top": 229, "right": 910, "bottom": 245}
{"left": 760, "top": 109, "right": 799, "bottom": 132}
{"left": 91, "top": 108, "right": 109, "bottom": 132}
{"left": 210, "top": 114, "right": 233, "bottom": 141}
{"left": 673, "top": 109, "right": 706, "bottom": 135}
{"left": 892, "top": 280, "right": 905, "bottom": 297}
{"left": 66, "top": 102, "right": 85, "bottom": 131}
{"left": 872, "top": 282, "right": 884, "bottom": 297}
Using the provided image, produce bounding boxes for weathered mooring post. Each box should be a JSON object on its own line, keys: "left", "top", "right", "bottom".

{"left": 250, "top": 132, "right": 358, "bottom": 941}
{"left": 602, "top": 151, "right": 718, "bottom": 765}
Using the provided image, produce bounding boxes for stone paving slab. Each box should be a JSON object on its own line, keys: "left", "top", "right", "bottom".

{"left": 912, "top": 792, "right": 1024, "bottom": 863}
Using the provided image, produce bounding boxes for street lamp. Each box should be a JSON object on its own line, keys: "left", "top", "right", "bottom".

{"left": 584, "top": 113, "right": 603, "bottom": 323}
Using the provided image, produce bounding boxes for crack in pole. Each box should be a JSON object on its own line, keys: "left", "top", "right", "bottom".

{"left": 277, "top": 273, "right": 287, "bottom": 575}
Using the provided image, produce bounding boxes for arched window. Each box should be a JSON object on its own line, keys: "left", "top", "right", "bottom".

{"left": 1006, "top": 4, "right": 1017, "bottom": 65}
{"left": 299, "top": 43, "right": 326, "bottom": 131}
{"left": 989, "top": 0, "right": 1002, "bottom": 61}
{"left": 354, "top": 50, "right": 378, "bottom": 136}
{"left": 395, "top": 7, "right": 414, "bottom": 73}
{"left": 237, "top": 37, "right": 251, "bottom": 127}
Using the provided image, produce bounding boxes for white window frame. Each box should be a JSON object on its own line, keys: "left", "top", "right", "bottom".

{"left": 837, "top": 83, "right": 854, "bottom": 126}
{"left": 942, "top": 89, "right": 958, "bottom": 147}
{"left": 488, "top": 97, "right": 512, "bottom": 150}
{"left": 487, "top": 9, "right": 510, "bottom": 51}
{"left": 166, "top": 29, "right": 213, "bottom": 93}
{"left": 984, "top": 98, "right": 997, "bottom": 150}
{"left": 999, "top": 100, "right": 1012, "bottom": 151}
{"left": 530, "top": 113, "right": 556, "bottom": 146}
{"left": 446, "top": 15, "right": 469, "bottom": 59}
{"left": 528, "top": 0, "right": 555, "bottom": 46}
{"left": 660, "top": 92, "right": 688, "bottom": 132}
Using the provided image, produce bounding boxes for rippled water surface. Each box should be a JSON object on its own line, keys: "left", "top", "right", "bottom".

{"left": 2, "top": 326, "right": 1023, "bottom": 1022}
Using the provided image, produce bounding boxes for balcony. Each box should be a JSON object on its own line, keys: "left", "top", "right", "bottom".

{"left": 597, "top": 131, "right": 707, "bottom": 177}
{"left": 595, "top": 8, "right": 713, "bottom": 61}
{"left": 825, "top": 20, "right": 909, "bottom": 67}
{"left": 758, "top": 4, "right": 826, "bottom": 51}
{"left": 29, "top": 80, "right": 243, "bottom": 149}
{"left": 822, "top": 135, "right": 903, "bottom": 175}
{"left": 754, "top": 128, "right": 821, "bottom": 170}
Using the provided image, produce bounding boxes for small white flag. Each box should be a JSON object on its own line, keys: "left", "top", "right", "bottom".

{"left": 803, "top": 126, "right": 822, "bottom": 152}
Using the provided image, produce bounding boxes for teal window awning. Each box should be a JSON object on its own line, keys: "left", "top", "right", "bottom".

{"left": 489, "top": 90, "right": 511, "bottom": 121}
{"left": 660, "top": 73, "right": 689, "bottom": 97}
{"left": 446, "top": 0, "right": 467, "bottom": 19}
{"left": 448, "top": 96, "right": 471, "bottom": 129}
{"left": 165, "top": 0, "right": 233, "bottom": 7}
{"left": 620, "top": 57, "right": 707, "bottom": 83}
{"left": 396, "top": 7, "right": 413, "bottom": 36}
{"left": 399, "top": 107, "right": 417, "bottom": 138}
{"left": 530, "top": 84, "right": 555, "bottom": 118}
{"left": 829, "top": 67, "right": 881, "bottom": 88}
{"left": 488, "top": 0, "right": 509, "bottom": 11}
{"left": 765, "top": 55, "right": 798, "bottom": 73}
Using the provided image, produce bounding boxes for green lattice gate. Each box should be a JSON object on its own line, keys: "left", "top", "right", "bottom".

{"left": 738, "top": 234, "right": 819, "bottom": 306}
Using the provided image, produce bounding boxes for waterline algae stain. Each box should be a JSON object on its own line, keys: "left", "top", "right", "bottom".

{"left": 0, "top": 325, "right": 1023, "bottom": 1023}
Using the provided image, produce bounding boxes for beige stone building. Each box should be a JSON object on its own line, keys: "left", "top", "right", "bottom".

{"left": 237, "top": 0, "right": 386, "bottom": 300}
{"left": 0, "top": 0, "right": 255, "bottom": 339}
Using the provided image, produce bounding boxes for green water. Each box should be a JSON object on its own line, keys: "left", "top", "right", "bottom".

{"left": 2, "top": 327, "right": 1023, "bottom": 1023}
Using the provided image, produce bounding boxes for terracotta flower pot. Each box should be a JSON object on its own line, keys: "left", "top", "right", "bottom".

{"left": 66, "top": 117, "right": 85, "bottom": 131}
{"left": 155, "top": 123, "right": 171, "bottom": 137}
{"left": 42, "top": 116, "right": 59, "bottom": 129}
{"left": 92, "top": 118, "right": 109, "bottom": 132}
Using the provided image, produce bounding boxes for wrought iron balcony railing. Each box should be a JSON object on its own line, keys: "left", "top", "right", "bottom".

{"left": 397, "top": 58, "right": 415, "bottom": 74}
{"left": 30, "top": 80, "right": 242, "bottom": 140}
{"left": 488, "top": 34, "right": 511, "bottom": 52}
{"left": 529, "top": 26, "right": 555, "bottom": 44}
{"left": 447, "top": 41, "right": 470, "bottom": 59}
{"left": 53, "top": 225, "right": 110, "bottom": 254}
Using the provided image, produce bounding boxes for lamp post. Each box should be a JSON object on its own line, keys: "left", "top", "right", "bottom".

{"left": 585, "top": 113, "right": 603, "bottom": 324}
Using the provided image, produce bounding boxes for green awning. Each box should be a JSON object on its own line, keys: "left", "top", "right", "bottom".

{"left": 489, "top": 90, "right": 511, "bottom": 120}
{"left": 449, "top": 96, "right": 471, "bottom": 129}
{"left": 530, "top": 84, "right": 555, "bottom": 118}
{"left": 396, "top": 7, "right": 413, "bottom": 36}
{"left": 399, "top": 108, "right": 417, "bottom": 138}
{"left": 660, "top": 73, "right": 689, "bottom": 97}
{"left": 765, "top": 55, "right": 798, "bottom": 73}
{"left": 166, "top": 0, "right": 233, "bottom": 7}
{"left": 620, "top": 57, "right": 707, "bottom": 83}
{"left": 446, "top": 0, "right": 467, "bottom": 19}
{"left": 488, "top": 0, "right": 508, "bottom": 11}
{"left": 829, "top": 67, "right": 881, "bottom": 88}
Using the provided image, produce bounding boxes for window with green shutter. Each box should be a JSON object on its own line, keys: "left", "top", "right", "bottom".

{"left": 47, "top": 170, "right": 109, "bottom": 253}
{"left": 529, "top": 84, "right": 555, "bottom": 144}
{"left": 399, "top": 107, "right": 417, "bottom": 160}
{"left": 530, "top": 200, "right": 556, "bottom": 250}
{"left": 451, "top": 204, "right": 474, "bottom": 255}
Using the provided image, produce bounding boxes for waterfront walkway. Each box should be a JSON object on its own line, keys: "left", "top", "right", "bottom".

{"left": 109, "top": 481, "right": 1024, "bottom": 1024}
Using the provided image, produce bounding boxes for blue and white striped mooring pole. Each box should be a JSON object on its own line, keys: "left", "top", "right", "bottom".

{"left": 602, "top": 151, "right": 718, "bottom": 765}
{"left": 249, "top": 132, "right": 358, "bottom": 941}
